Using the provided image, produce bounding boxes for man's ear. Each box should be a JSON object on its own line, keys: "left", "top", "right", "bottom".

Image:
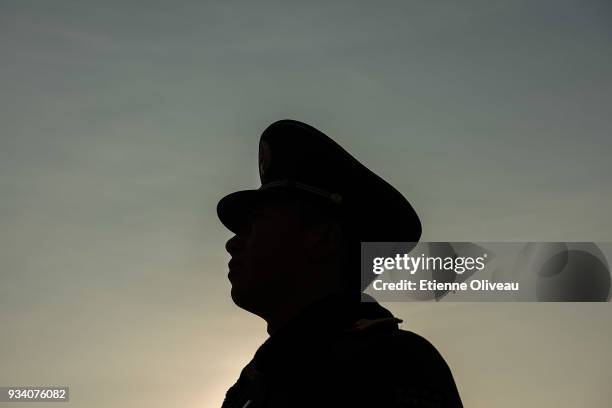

{"left": 303, "top": 221, "right": 344, "bottom": 264}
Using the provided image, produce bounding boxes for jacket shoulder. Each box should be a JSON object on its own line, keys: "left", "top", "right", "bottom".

{"left": 334, "top": 325, "right": 452, "bottom": 373}
{"left": 329, "top": 326, "right": 463, "bottom": 407}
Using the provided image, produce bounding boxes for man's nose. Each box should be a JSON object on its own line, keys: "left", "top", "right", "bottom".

{"left": 225, "top": 234, "right": 244, "bottom": 255}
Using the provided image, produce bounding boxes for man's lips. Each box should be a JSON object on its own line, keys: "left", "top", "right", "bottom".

{"left": 228, "top": 259, "right": 243, "bottom": 276}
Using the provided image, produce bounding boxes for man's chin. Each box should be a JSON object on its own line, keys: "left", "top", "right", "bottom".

{"left": 230, "top": 286, "right": 269, "bottom": 316}
{"left": 230, "top": 286, "right": 253, "bottom": 308}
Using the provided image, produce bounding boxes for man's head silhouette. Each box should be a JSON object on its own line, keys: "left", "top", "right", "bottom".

{"left": 217, "top": 119, "right": 421, "bottom": 332}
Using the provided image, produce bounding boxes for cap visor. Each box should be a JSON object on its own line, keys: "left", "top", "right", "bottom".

{"left": 216, "top": 190, "right": 262, "bottom": 234}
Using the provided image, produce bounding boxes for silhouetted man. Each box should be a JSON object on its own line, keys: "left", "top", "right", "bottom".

{"left": 217, "top": 120, "right": 463, "bottom": 407}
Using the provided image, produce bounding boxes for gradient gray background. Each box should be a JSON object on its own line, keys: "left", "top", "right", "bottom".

{"left": 1, "top": 1, "right": 611, "bottom": 407}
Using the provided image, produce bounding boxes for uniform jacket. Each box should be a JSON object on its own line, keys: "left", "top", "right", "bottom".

{"left": 221, "top": 294, "right": 463, "bottom": 408}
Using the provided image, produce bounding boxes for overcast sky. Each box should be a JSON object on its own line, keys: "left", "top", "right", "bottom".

{"left": 1, "top": 1, "right": 611, "bottom": 407}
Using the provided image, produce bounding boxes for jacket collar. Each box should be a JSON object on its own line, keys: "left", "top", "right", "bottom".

{"left": 252, "top": 292, "right": 397, "bottom": 372}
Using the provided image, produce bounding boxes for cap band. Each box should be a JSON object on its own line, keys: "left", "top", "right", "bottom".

{"left": 260, "top": 180, "right": 343, "bottom": 204}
